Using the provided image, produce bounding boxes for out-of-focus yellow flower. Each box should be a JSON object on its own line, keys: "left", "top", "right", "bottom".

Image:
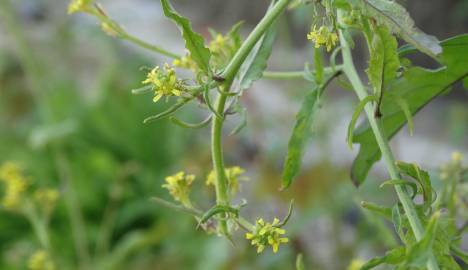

{"left": 307, "top": 25, "right": 338, "bottom": 52}
{"left": 451, "top": 151, "right": 463, "bottom": 163}
{"left": 173, "top": 54, "right": 198, "bottom": 72}
{"left": 347, "top": 259, "right": 365, "bottom": 270}
{"left": 209, "top": 34, "right": 228, "bottom": 54}
{"left": 67, "top": 0, "right": 93, "bottom": 14}
{"left": 0, "top": 162, "right": 27, "bottom": 211}
{"left": 245, "top": 218, "right": 288, "bottom": 253}
{"left": 162, "top": 171, "right": 195, "bottom": 207}
{"left": 142, "top": 64, "right": 186, "bottom": 102}
{"left": 206, "top": 166, "right": 248, "bottom": 196}
{"left": 28, "top": 249, "right": 55, "bottom": 270}
{"left": 34, "top": 188, "right": 60, "bottom": 214}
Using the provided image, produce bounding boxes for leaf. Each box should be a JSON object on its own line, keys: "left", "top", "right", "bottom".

{"left": 404, "top": 212, "right": 440, "bottom": 268}
{"left": 358, "top": 0, "right": 442, "bottom": 58}
{"left": 281, "top": 87, "right": 320, "bottom": 190}
{"left": 351, "top": 34, "right": 468, "bottom": 185}
{"left": 396, "top": 161, "right": 433, "bottom": 212}
{"left": 347, "top": 95, "right": 378, "bottom": 150}
{"left": 365, "top": 24, "right": 400, "bottom": 100}
{"left": 392, "top": 204, "right": 405, "bottom": 242}
{"left": 360, "top": 201, "right": 392, "bottom": 220}
{"left": 238, "top": 22, "right": 277, "bottom": 91}
{"left": 160, "top": 0, "right": 211, "bottom": 73}
{"left": 360, "top": 247, "right": 406, "bottom": 270}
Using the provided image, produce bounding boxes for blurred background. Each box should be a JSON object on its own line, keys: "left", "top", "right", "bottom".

{"left": 0, "top": 0, "right": 467, "bottom": 269}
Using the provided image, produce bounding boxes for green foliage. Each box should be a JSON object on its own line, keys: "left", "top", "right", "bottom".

{"left": 160, "top": 0, "right": 211, "bottom": 73}
{"left": 351, "top": 35, "right": 468, "bottom": 184}
{"left": 281, "top": 87, "right": 320, "bottom": 189}
{"left": 355, "top": 0, "right": 442, "bottom": 58}
{"left": 239, "top": 23, "right": 277, "bottom": 91}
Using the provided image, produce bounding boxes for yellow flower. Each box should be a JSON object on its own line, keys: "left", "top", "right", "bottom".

{"left": 347, "top": 259, "right": 365, "bottom": 270}
{"left": 142, "top": 64, "right": 186, "bottom": 102}
{"left": 245, "top": 218, "right": 288, "bottom": 253}
{"left": 209, "top": 34, "right": 227, "bottom": 54}
{"left": 28, "top": 249, "right": 55, "bottom": 270}
{"left": 451, "top": 151, "right": 463, "bottom": 163}
{"left": 162, "top": 171, "right": 195, "bottom": 207}
{"left": 34, "top": 188, "right": 60, "bottom": 214}
{"left": 0, "top": 162, "right": 27, "bottom": 211}
{"left": 307, "top": 25, "right": 338, "bottom": 52}
{"left": 206, "top": 166, "right": 248, "bottom": 196}
{"left": 173, "top": 54, "right": 198, "bottom": 72}
{"left": 67, "top": 0, "right": 92, "bottom": 14}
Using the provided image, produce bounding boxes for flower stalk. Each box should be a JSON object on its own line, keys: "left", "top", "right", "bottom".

{"left": 337, "top": 9, "right": 439, "bottom": 270}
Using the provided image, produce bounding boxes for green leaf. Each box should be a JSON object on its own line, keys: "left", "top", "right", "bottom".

{"left": 351, "top": 34, "right": 468, "bottom": 185}
{"left": 160, "top": 0, "right": 211, "bottom": 73}
{"left": 366, "top": 24, "right": 400, "bottom": 98}
{"left": 357, "top": 0, "right": 442, "bottom": 58}
{"left": 392, "top": 205, "right": 405, "bottom": 242}
{"left": 281, "top": 87, "right": 320, "bottom": 190}
{"left": 404, "top": 212, "right": 440, "bottom": 268}
{"left": 360, "top": 201, "right": 392, "bottom": 220}
{"left": 238, "top": 22, "right": 277, "bottom": 91}
{"left": 396, "top": 161, "right": 433, "bottom": 212}
{"left": 360, "top": 247, "right": 406, "bottom": 270}
{"left": 347, "top": 95, "right": 378, "bottom": 150}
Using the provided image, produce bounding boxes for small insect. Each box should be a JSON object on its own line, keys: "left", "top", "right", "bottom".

{"left": 212, "top": 74, "right": 225, "bottom": 82}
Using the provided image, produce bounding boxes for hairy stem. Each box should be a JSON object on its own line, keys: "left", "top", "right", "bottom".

{"left": 337, "top": 10, "right": 439, "bottom": 270}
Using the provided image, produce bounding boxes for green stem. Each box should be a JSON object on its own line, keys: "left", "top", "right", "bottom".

{"left": 91, "top": 11, "right": 180, "bottom": 59}
{"left": 263, "top": 65, "right": 343, "bottom": 80}
{"left": 120, "top": 33, "right": 180, "bottom": 59}
{"left": 210, "top": 0, "right": 290, "bottom": 236}
{"left": 337, "top": 10, "right": 440, "bottom": 270}
{"left": 211, "top": 89, "right": 230, "bottom": 235}
{"left": 220, "top": 0, "right": 291, "bottom": 82}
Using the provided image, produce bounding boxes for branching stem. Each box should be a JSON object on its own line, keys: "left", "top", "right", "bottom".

{"left": 337, "top": 10, "right": 439, "bottom": 270}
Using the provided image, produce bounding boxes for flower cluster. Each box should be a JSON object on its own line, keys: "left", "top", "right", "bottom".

{"left": 28, "top": 249, "right": 55, "bottom": 270}
{"left": 142, "top": 64, "right": 187, "bottom": 102}
{"left": 245, "top": 218, "right": 288, "bottom": 253}
{"left": 206, "top": 166, "right": 248, "bottom": 196}
{"left": 173, "top": 54, "right": 198, "bottom": 72}
{"left": 307, "top": 25, "right": 338, "bottom": 52}
{"left": 34, "top": 188, "right": 60, "bottom": 215}
{"left": 0, "top": 162, "right": 27, "bottom": 211}
{"left": 173, "top": 31, "right": 239, "bottom": 74}
{"left": 162, "top": 171, "right": 195, "bottom": 207}
{"left": 440, "top": 151, "right": 464, "bottom": 180}
{"left": 67, "top": 0, "right": 93, "bottom": 14}
{"left": 208, "top": 32, "right": 239, "bottom": 70}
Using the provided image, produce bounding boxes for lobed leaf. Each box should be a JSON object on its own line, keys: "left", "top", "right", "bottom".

{"left": 358, "top": 0, "right": 442, "bottom": 58}
{"left": 160, "top": 0, "right": 211, "bottom": 73}
{"left": 351, "top": 34, "right": 468, "bottom": 185}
